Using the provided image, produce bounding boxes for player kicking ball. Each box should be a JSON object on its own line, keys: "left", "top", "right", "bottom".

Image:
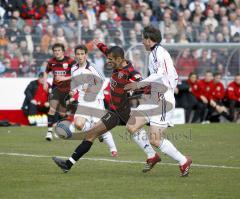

{"left": 55, "top": 45, "right": 118, "bottom": 157}
{"left": 52, "top": 41, "right": 160, "bottom": 173}
{"left": 124, "top": 25, "right": 192, "bottom": 177}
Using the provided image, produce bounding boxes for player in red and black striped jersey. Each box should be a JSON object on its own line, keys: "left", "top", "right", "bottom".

{"left": 52, "top": 41, "right": 159, "bottom": 173}
{"left": 46, "top": 56, "right": 74, "bottom": 93}
{"left": 97, "top": 41, "right": 142, "bottom": 114}
{"left": 43, "top": 43, "right": 76, "bottom": 141}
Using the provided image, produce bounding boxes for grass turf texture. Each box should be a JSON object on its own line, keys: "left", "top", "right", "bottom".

{"left": 0, "top": 124, "right": 240, "bottom": 199}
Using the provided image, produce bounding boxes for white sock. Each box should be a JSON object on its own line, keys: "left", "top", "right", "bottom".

{"left": 68, "top": 157, "right": 76, "bottom": 165}
{"left": 102, "top": 131, "right": 117, "bottom": 152}
{"left": 48, "top": 127, "right": 53, "bottom": 133}
{"left": 159, "top": 139, "right": 187, "bottom": 165}
{"left": 132, "top": 128, "right": 156, "bottom": 159}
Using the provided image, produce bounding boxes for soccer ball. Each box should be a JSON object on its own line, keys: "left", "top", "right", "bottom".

{"left": 54, "top": 120, "right": 72, "bottom": 139}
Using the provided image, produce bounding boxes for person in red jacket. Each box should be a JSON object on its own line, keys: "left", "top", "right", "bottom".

{"left": 178, "top": 72, "right": 206, "bottom": 122}
{"left": 212, "top": 73, "right": 225, "bottom": 102}
{"left": 22, "top": 72, "right": 50, "bottom": 117}
{"left": 198, "top": 71, "right": 214, "bottom": 103}
{"left": 208, "top": 73, "right": 232, "bottom": 122}
{"left": 226, "top": 74, "right": 240, "bottom": 121}
{"left": 197, "top": 71, "right": 229, "bottom": 122}
{"left": 197, "top": 71, "right": 214, "bottom": 122}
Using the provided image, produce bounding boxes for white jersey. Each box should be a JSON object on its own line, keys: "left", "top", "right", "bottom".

{"left": 142, "top": 44, "right": 178, "bottom": 91}
{"left": 71, "top": 61, "right": 105, "bottom": 102}
{"left": 136, "top": 44, "right": 177, "bottom": 127}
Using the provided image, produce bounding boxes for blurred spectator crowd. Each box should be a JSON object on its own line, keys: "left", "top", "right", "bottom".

{"left": 0, "top": 0, "right": 239, "bottom": 78}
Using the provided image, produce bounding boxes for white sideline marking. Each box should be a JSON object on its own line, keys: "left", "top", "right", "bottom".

{"left": 0, "top": 152, "right": 240, "bottom": 170}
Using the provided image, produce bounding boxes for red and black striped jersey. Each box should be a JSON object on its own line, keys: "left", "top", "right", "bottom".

{"left": 97, "top": 42, "right": 142, "bottom": 110}
{"left": 110, "top": 63, "right": 142, "bottom": 109}
{"left": 96, "top": 42, "right": 108, "bottom": 56}
{"left": 46, "top": 56, "right": 76, "bottom": 92}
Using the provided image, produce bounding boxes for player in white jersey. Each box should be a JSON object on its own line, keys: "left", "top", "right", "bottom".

{"left": 56, "top": 45, "right": 118, "bottom": 157}
{"left": 124, "top": 25, "right": 192, "bottom": 176}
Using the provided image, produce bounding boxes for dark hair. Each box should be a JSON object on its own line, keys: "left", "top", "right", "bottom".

{"left": 107, "top": 46, "right": 124, "bottom": 59}
{"left": 213, "top": 72, "right": 221, "bottom": 77}
{"left": 74, "top": 45, "right": 88, "bottom": 54}
{"left": 38, "top": 72, "right": 44, "bottom": 78}
{"left": 143, "top": 25, "right": 162, "bottom": 43}
{"left": 10, "top": 16, "right": 18, "bottom": 20}
{"left": 64, "top": 3, "right": 70, "bottom": 7}
{"left": 52, "top": 43, "right": 65, "bottom": 51}
{"left": 188, "top": 72, "right": 198, "bottom": 78}
{"left": 205, "top": 70, "right": 213, "bottom": 74}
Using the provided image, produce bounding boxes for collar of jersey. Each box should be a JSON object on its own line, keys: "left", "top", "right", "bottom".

{"left": 55, "top": 56, "right": 66, "bottom": 62}
{"left": 150, "top": 43, "right": 159, "bottom": 51}
{"left": 85, "top": 60, "right": 90, "bottom": 69}
{"left": 79, "top": 60, "right": 89, "bottom": 68}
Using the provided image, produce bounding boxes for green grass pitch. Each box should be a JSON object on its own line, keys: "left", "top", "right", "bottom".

{"left": 0, "top": 124, "right": 240, "bottom": 199}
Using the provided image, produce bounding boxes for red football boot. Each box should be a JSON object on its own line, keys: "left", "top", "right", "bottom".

{"left": 179, "top": 156, "right": 192, "bottom": 177}
{"left": 142, "top": 153, "right": 161, "bottom": 173}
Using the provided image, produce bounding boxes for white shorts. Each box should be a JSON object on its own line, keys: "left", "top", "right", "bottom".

{"left": 134, "top": 90, "right": 175, "bottom": 128}
{"left": 74, "top": 99, "right": 107, "bottom": 123}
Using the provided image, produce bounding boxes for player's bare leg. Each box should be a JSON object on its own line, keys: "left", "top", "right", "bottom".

{"left": 126, "top": 111, "right": 160, "bottom": 172}
{"left": 149, "top": 126, "right": 192, "bottom": 176}
{"left": 126, "top": 111, "right": 146, "bottom": 133}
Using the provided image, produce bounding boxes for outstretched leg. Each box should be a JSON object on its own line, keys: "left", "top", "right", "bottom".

{"left": 52, "top": 120, "right": 109, "bottom": 172}
{"left": 53, "top": 111, "right": 119, "bottom": 172}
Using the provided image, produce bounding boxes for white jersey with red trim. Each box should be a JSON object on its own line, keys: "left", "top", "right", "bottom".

{"left": 136, "top": 44, "right": 177, "bottom": 127}
{"left": 142, "top": 44, "right": 178, "bottom": 90}
{"left": 71, "top": 61, "right": 105, "bottom": 101}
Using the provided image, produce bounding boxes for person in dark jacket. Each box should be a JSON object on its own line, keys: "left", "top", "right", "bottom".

{"left": 175, "top": 79, "right": 197, "bottom": 123}
{"left": 22, "top": 72, "right": 50, "bottom": 116}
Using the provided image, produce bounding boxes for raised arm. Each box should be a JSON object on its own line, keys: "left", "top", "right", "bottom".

{"left": 93, "top": 39, "right": 108, "bottom": 57}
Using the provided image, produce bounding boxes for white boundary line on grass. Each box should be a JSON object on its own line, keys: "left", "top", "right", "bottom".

{"left": 0, "top": 152, "right": 240, "bottom": 170}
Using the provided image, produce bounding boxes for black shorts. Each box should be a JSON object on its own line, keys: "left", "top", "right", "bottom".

{"left": 101, "top": 108, "right": 131, "bottom": 131}
{"left": 49, "top": 87, "right": 69, "bottom": 108}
